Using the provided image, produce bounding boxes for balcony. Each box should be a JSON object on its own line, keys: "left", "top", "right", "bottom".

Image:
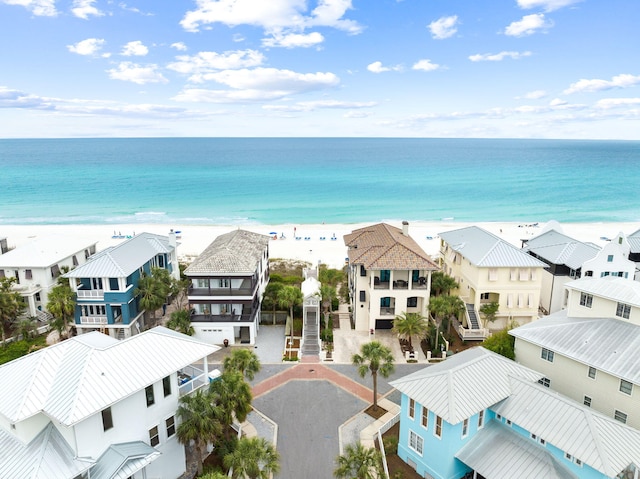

{"left": 77, "top": 289, "right": 104, "bottom": 299}
{"left": 379, "top": 307, "right": 395, "bottom": 316}
{"left": 80, "top": 315, "right": 107, "bottom": 325}
{"left": 188, "top": 278, "right": 256, "bottom": 298}
{"left": 190, "top": 312, "right": 254, "bottom": 323}
{"left": 178, "top": 365, "right": 208, "bottom": 396}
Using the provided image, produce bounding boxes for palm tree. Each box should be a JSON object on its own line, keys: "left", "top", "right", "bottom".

{"left": 176, "top": 389, "right": 222, "bottom": 477}
{"left": 334, "top": 442, "right": 384, "bottom": 479}
{"left": 47, "top": 282, "right": 76, "bottom": 340}
{"left": 430, "top": 271, "right": 459, "bottom": 296}
{"left": 277, "top": 285, "right": 303, "bottom": 357}
{"left": 319, "top": 284, "right": 337, "bottom": 328}
{"left": 223, "top": 348, "right": 261, "bottom": 381}
{"left": 445, "top": 295, "right": 466, "bottom": 335}
{"left": 15, "top": 318, "right": 37, "bottom": 340}
{"left": 224, "top": 437, "right": 280, "bottom": 479}
{"left": 263, "top": 282, "right": 283, "bottom": 325}
{"left": 166, "top": 309, "right": 194, "bottom": 336}
{"left": 352, "top": 341, "right": 395, "bottom": 411}
{"left": 392, "top": 311, "right": 429, "bottom": 351}
{"left": 135, "top": 273, "right": 165, "bottom": 327}
{"left": 199, "top": 471, "right": 228, "bottom": 479}
{"left": 209, "top": 371, "right": 253, "bottom": 435}
{"left": 319, "top": 267, "right": 344, "bottom": 287}
{"left": 0, "top": 277, "right": 24, "bottom": 344}
{"left": 428, "top": 295, "right": 449, "bottom": 353}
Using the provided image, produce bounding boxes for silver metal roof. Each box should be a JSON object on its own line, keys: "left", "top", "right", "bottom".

{"left": 302, "top": 276, "right": 320, "bottom": 299}
{"left": 184, "top": 229, "right": 269, "bottom": 275}
{"left": 0, "top": 234, "right": 98, "bottom": 268}
{"left": 0, "top": 327, "right": 219, "bottom": 425}
{"left": 523, "top": 229, "right": 600, "bottom": 270}
{"left": 0, "top": 423, "right": 92, "bottom": 479}
{"left": 439, "top": 226, "right": 546, "bottom": 268}
{"left": 510, "top": 312, "right": 640, "bottom": 384}
{"left": 492, "top": 376, "right": 640, "bottom": 477}
{"left": 565, "top": 276, "right": 640, "bottom": 307}
{"left": 455, "top": 421, "right": 576, "bottom": 479}
{"left": 64, "top": 232, "right": 174, "bottom": 278}
{"left": 389, "top": 348, "right": 543, "bottom": 425}
{"left": 90, "top": 441, "right": 161, "bottom": 479}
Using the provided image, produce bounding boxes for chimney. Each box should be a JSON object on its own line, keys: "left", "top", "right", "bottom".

{"left": 402, "top": 221, "right": 409, "bottom": 236}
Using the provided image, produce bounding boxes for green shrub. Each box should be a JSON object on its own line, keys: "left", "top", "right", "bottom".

{"left": 320, "top": 328, "right": 333, "bottom": 343}
{"left": 383, "top": 435, "right": 398, "bottom": 454}
{"left": 0, "top": 336, "right": 47, "bottom": 365}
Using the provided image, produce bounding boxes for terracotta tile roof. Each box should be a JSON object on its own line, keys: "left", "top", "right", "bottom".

{"left": 343, "top": 223, "right": 437, "bottom": 270}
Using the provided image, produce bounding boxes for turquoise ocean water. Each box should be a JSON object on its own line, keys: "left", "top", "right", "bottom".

{"left": 1, "top": 138, "right": 639, "bottom": 225}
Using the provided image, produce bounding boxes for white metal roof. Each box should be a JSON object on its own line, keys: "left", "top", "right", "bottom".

{"left": 523, "top": 229, "right": 600, "bottom": 270}
{"left": 90, "top": 441, "right": 161, "bottom": 479}
{"left": 302, "top": 276, "right": 320, "bottom": 299}
{"left": 439, "top": 226, "right": 546, "bottom": 268}
{"left": 389, "top": 347, "right": 543, "bottom": 425}
{"left": 510, "top": 312, "right": 640, "bottom": 384}
{"left": 0, "top": 327, "right": 219, "bottom": 426}
{"left": 455, "top": 421, "right": 576, "bottom": 479}
{"left": 0, "top": 234, "right": 98, "bottom": 268}
{"left": 565, "top": 276, "right": 640, "bottom": 307}
{"left": 0, "top": 422, "right": 92, "bottom": 479}
{"left": 184, "top": 229, "right": 269, "bottom": 275}
{"left": 64, "top": 232, "right": 174, "bottom": 278}
{"left": 492, "top": 376, "right": 640, "bottom": 477}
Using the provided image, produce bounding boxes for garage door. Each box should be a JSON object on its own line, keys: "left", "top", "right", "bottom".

{"left": 375, "top": 319, "right": 393, "bottom": 330}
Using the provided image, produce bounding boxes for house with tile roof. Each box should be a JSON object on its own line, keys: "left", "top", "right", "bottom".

{"left": 0, "top": 234, "right": 98, "bottom": 322}
{"left": 511, "top": 275, "right": 640, "bottom": 429}
{"left": 438, "top": 226, "right": 546, "bottom": 337}
{"left": 0, "top": 326, "right": 219, "bottom": 479}
{"left": 184, "top": 229, "right": 270, "bottom": 346}
{"left": 344, "top": 222, "right": 438, "bottom": 332}
{"left": 64, "top": 232, "right": 179, "bottom": 339}
{"left": 390, "top": 347, "right": 640, "bottom": 479}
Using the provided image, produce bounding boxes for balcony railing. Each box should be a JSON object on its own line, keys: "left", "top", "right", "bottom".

{"left": 178, "top": 365, "right": 208, "bottom": 396}
{"left": 379, "top": 307, "right": 395, "bottom": 316}
{"left": 191, "top": 312, "right": 254, "bottom": 323}
{"left": 80, "top": 315, "right": 107, "bottom": 325}
{"left": 77, "top": 289, "right": 104, "bottom": 299}
{"left": 188, "top": 279, "right": 257, "bottom": 297}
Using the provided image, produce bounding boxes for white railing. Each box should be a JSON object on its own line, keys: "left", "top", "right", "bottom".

{"left": 80, "top": 315, "right": 107, "bottom": 325}
{"left": 178, "top": 365, "right": 207, "bottom": 396}
{"left": 77, "top": 289, "right": 104, "bottom": 299}
{"left": 456, "top": 324, "right": 488, "bottom": 340}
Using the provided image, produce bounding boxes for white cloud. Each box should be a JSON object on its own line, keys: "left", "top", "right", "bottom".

{"left": 517, "top": 0, "right": 582, "bottom": 12}
{"left": 428, "top": 15, "right": 459, "bottom": 40}
{"left": 263, "top": 99, "right": 376, "bottom": 112}
{"left": 412, "top": 59, "right": 440, "bottom": 72}
{"left": 171, "top": 42, "right": 188, "bottom": 51}
{"left": 523, "top": 90, "right": 547, "bottom": 99}
{"left": 549, "top": 98, "right": 567, "bottom": 106}
{"left": 2, "top": 0, "right": 56, "bottom": 16}
{"left": 173, "top": 88, "right": 292, "bottom": 103}
{"left": 595, "top": 97, "right": 640, "bottom": 109}
{"left": 67, "top": 38, "right": 106, "bottom": 56}
{"left": 118, "top": 2, "right": 154, "bottom": 16}
{"left": 263, "top": 31, "right": 324, "bottom": 48}
{"left": 343, "top": 110, "right": 372, "bottom": 118}
{"left": 121, "top": 41, "right": 149, "bottom": 57}
{"left": 180, "top": 0, "right": 362, "bottom": 37}
{"left": 107, "top": 62, "right": 168, "bottom": 84}
{"left": 469, "top": 51, "right": 532, "bottom": 62}
{"left": 166, "top": 50, "right": 265, "bottom": 80}
{"left": 367, "top": 61, "right": 402, "bottom": 73}
{"left": 71, "top": 0, "right": 103, "bottom": 19}
{"left": 504, "top": 13, "right": 552, "bottom": 37}
{"left": 564, "top": 74, "right": 640, "bottom": 94}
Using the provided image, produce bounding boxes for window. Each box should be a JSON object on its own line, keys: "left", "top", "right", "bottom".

{"left": 35, "top": 292, "right": 41, "bottom": 302}
{"left": 579, "top": 292, "right": 593, "bottom": 308}
{"left": 565, "top": 452, "right": 573, "bottom": 461}
{"left": 488, "top": 268, "right": 498, "bottom": 281}
{"left": 539, "top": 438, "right": 546, "bottom": 446}
{"left": 588, "top": 367, "right": 597, "bottom": 379}
{"left": 163, "top": 376, "right": 172, "bottom": 397}
{"left": 109, "top": 278, "right": 119, "bottom": 291}
{"left": 72, "top": 255, "right": 79, "bottom": 266}
{"left": 435, "top": 416, "right": 443, "bottom": 438}
{"left": 51, "top": 264, "right": 61, "bottom": 278}
{"left": 0, "top": 270, "right": 4, "bottom": 278}
{"left": 409, "top": 430, "right": 423, "bottom": 454}
{"left": 461, "top": 418, "right": 469, "bottom": 438}
{"left": 478, "top": 410, "right": 484, "bottom": 429}
{"left": 616, "top": 302, "right": 631, "bottom": 319}
{"left": 359, "top": 291, "right": 366, "bottom": 302}
{"left": 406, "top": 297, "right": 417, "bottom": 308}
{"left": 360, "top": 265, "right": 366, "bottom": 277}
{"left": 145, "top": 385, "right": 155, "bottom": 407}
{"left": 583, "top": 396, "right": 591, "bottom": 407}
{"left": 620, "top": 379, "right": 633, "bottom": 395}
{"left": 541, "top": 348, "right": 554, "bottom": 362}
{"left": 421, "top": 407, "right": 428, "bottom": 428}
{"left": 102, "top": 407, "right": 113, "bottom": 431}
{"left": 538, "top": 377, "right": 551, "bottom": 388}
{"left": 510, "top": 269, "right": 516, "bottom": 281}
{"left": 614, "top": 410, "right": 627, "bottom": 424}
{"left": 519, "top": 269, "right": 528, "bottom": 281}
{"left": 480, "top": 292, "right": 490, "bottom": 300}
{"left": 506, "top": 419, "right": 512, "bottom": 426}
{"left": 607, "top": 254, "right": 614, "bottom": 262}
{"left": 408, "top": 398, "right": 415, "bottom": 419}
{"left": 149, "top": 426, "right": 159, "bottom": 447}
{"left": 25, "top": 269, "right": 32, "bottom": 280}
{"left": 166, "top": 416, "right": 176, "bottom": 438}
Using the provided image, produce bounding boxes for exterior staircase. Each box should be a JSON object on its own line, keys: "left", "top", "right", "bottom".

{"left": 301, "top": 311, "right": 320, "bottom": 357}
{"left": 466, "top": 303, "right": 480, "bottom": 330}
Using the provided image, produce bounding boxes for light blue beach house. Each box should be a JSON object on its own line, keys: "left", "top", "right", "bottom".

{"left": 64, "top": 232, "right": 179, "bottom": 339}
{"left": 390, "top": 347, "right": 640, "bottom": 479}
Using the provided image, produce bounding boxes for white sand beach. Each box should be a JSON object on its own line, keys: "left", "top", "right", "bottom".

{"left": 2, "top": 221, "right": 638, "bottom": 269}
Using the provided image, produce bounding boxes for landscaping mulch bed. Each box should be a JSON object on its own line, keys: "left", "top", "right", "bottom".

{"left": 380, "top": 423, "right": 422, "bottom": 479}
{"left": 364, "top": 404, "right": 387, "bottom": 420}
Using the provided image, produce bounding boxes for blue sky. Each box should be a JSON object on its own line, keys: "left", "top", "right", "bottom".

{"left": 1, "top": 0, "right": 639, "bottom": 139}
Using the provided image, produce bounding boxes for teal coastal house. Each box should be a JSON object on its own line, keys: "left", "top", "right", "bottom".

{"left": 390, "top": 347, "right": 640, "bottom": 479}
{"left": 64, "top": 232, "right": 179, "bottom": 339}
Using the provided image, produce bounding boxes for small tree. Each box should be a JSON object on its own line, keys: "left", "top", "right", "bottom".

{"left": 224, "top": 437, "right": 280, "bottom": 479}
{"left": 320, "top": 284, "right": 337, "bottom": 329}
{"left": 480, "top": 301, "right": 500, "bottom": 324}
{"left": 47, "top": 282, "right": 76, "bottom": 340}
{"left": 352, "top": 341, "right": 395, "bottom": 411}
{"left": 482, "top": 329, "right": 515, "bottom": 360}
{"left": 176, "top": 389, "right": 222, "bottom": 477}
{"left": 263, "top": 282, "right": 284, "bottom": 325}
{"left": 334, "top": 442, "right": 384, "bottom": 479}
{"left": 166, "top": 309, "right": 194, "bottom": 336}
{"left": 277, "top": 285, "right": 303, "bottom": 358}
{"left": 15, "top": 318, "right": 37, "bottom": 340}
{"left": 209, "top": 371, "right": 253, "bottom": 437}
{"left": 392, "top": 311, "right": 429, "bottom": 351}
{"left": 223, "top": 348, "right": 261, "bottom": 381}
{"left": 0, "top": 277, "right": 24, "bottom": 344}
{"left": 430, "top": 271, "right": 459, "bottom": 296}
